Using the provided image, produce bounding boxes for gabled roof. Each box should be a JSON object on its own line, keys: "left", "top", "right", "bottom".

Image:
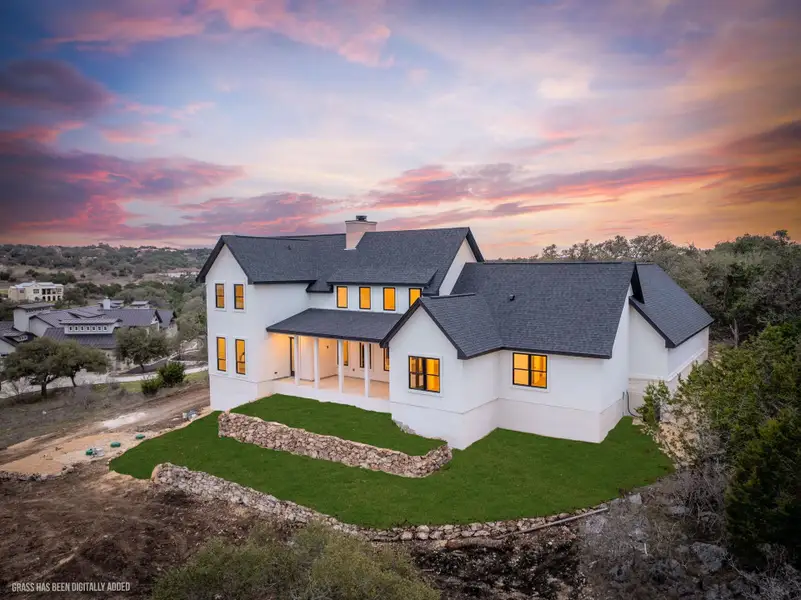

{"left": 197, "top": 228, "right": 483, "bottom": 295}
{"left": 100, "top": 308, "right": 158, "bottom": 327}
{"left": 383, "top": 262, "right": 638, "bottom": 359}
{"left": 266, "top": 308, "right": 402, "bottom": 343}
{"left": 18, "top": 302, "right": 55, "bottom": 311}
{"left": 630, "top": 263, "right": 714, "bottom": 347}
{"left": 156, "top": 309, "right": 174, "bottom": 328}
{"left": 42, "top": 327, "right": 117, "bottom": 350}
{"left": 0, "top": 321, "right": 35, "bottom": 346}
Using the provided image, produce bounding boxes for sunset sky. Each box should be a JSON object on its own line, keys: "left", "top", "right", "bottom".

{"left": 0, "top": 0, "right": 799, "bottom": 257}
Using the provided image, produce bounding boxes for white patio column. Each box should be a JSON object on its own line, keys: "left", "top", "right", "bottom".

{"left": 313, "top": 337, "right": 320, "bottom": 388}
{"left": 364, "top": 343, "right": 370, "bottom": 397}
{"left": 337, "top": 339, "right": 344, "bottom": 393}
{"left": 293, "top": 336, "right": 300, "bottom": 386}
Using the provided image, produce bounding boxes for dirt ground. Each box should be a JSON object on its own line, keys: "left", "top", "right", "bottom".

{"left": 0, "top": 385, "right": 210, "bottom": 475}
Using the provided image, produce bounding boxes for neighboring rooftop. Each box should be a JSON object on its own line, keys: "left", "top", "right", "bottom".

{"left": 198, "top": 226, "right": 484, "bottom": 295}
{"left": 18, "top": 302, "right": 55, "bottom": 311}
{"left": 11, "top": 281, "right": 61, "bottom": 289}
{"left": 41, "top": 327, "right": 117, "bottom": 350}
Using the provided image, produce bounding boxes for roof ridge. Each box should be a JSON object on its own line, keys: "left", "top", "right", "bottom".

{"left": 427, "top": 293, "right": 476, "bottom": 299}
{"left": 479, "top": 260, "right": 636, "bottom": 265}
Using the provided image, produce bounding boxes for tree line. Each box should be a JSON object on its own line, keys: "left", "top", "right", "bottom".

{"left": 497, "top": 230, "right": 801, "bottom": 346}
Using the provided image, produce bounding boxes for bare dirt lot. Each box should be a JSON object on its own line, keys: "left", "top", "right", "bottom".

{"left": 0, "top": 385, "right": 210, "bottom": 475}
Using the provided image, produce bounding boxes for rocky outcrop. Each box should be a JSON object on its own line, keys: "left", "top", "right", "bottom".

{"left": 152, "top": 462, "right": 605, "bottom": 543}
{"left": 218, "top": 412, "right": 452, "bottom": 477}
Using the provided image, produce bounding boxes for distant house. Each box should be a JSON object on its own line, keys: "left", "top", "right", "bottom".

{"left": 8, "top": 281, "right": 64, "bottom": 303}
{"left": 4, "top": 299, "right": 177, "bottom": 369}
{"left": 198, "top": 216, "right": 713, "bottom": 449}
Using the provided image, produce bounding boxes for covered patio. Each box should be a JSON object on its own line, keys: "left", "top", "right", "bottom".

{"left": 266, "top": 308, "right": 401, "bottom": 412}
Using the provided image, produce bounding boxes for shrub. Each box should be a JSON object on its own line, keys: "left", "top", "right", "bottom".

{"left": 725, "top": 409, "right": 801, "bottom": 569}
{"left": 639, "top": 381, "right": 670, "bottom": 431}
{"left": 152, "top": 523, "right": 438, "bottom": 600}
{"left": 158, "top": 361, "right": 186, "bottom": 387}
{"left": 140, "top": 376, "right": 162, "bottom": 396}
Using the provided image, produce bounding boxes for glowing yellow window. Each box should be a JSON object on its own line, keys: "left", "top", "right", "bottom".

{"left": 359, "top": 287, "right": 371, "bottom": 309}
{"left": 409, "top": 288, "right": 422, "bottom": 305}
{"left": 215, "top": 283, "right": 225, "bottom": 309}
{"left": 235, "top": 339, "right": 246, "bottom": 375}
{"left": 383, "top": 347, "right": 390, "bottom": 371}
{"left": 512, "top": 352, "right": 547, "bottom": 388}
{"left": 383, "top": 287, "right": 396, "bottom": 311}
{"left": 336, "top": 286, "right": 348, "bottom": 308}
{"left": 216, "top": 337, "right": 227, "bottom": 371}
{"left": 343, "top": 341, "right": 349, "bottom": 366}
{"left": 409, "top": 356, "right": 440, "bottom": 393}
{"left": 234, "top": 284, "right": 245, "bottom": 310}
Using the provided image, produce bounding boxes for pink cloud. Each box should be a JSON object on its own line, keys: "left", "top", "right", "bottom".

{"left": 100, "top": 122, "right": 181, "bottom": 144}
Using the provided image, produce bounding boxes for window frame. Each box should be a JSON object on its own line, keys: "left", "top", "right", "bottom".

{"left": 235, "top": 338, "right": 246, "bottom": 375}
{"left": 336, "top": 285, "right": 348, "bottom": 309}
{"left": 233, "top": 283, "right": 245, "bottom": 311}
{"left": 409, "top": 287, "right": 422, "bottom": 306}
{"left": 511, "top": 352, "right": 548, "bottom": 389}
{"left": 359, "top": 286, "right": 371, "bottom": 310}
{"left": 216, "top": 336, "right": 227, "bottom": 372}
{"left": 408, "top": 355, "right": 441, "bottom": 393}
{"left": 214, "top": 282, "right": 225, "bottom": 310}
{"left": 383, "top": 347, "right": 390, "bottom": 371}
{"left": 383, "top": 287, "right": 396, "bottom": 311}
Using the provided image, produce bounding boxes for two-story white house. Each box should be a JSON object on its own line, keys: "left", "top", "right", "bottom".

{"left": 199, "top": 216, "right": 713, "bottom": 449}
{"left": 8, "top": 281, "right": 64, "bottom": 303}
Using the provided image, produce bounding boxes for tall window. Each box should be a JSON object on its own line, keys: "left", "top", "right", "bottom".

{"left": 343, "top": 341, "right": 349, "bottom": 366}
{"left": 512, "top": 353, "right": 547, "bottom": 388}
{"left": 216, "top": 337, "right": 227, "bottom": 371}
{"left": 235, "top": 339, "right": 246, "bottom": 375}
{"left": 383, "top": 287, "right": 396, "bottom": 311}
{"left": 215, "top": 283, "right": 225, "bottom": 309}
{"left": 233, "top": 284, "right": 245, "bottom": 310}
{"left": 359, "top": 342, "right": 371, "bottom": 368}
{"left": 383, "top": 347, "right": 390, "bottom": 371}
{"left": 336, "top": 286, "right": 348, "bottom": 308}
{"left": 409, "top": 288, "right": 422, "bottom": 305}
{"left": 409, "top": 356, "right": 440, "bottom": 392}
{"left": 359, "top": 287, "right": 371, "bottom": 309}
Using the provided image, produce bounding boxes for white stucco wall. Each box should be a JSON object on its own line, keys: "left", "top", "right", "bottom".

{"left": 28, "top": 316, "right": 51, "bottom": 337}
{"left": 308, "top": 285, "right": 420, "bottom": 314}
{"left": 387, "top": 295, "right": 631, "bottom": 448}
{"left": 205, "top": 245, "right": 311, "bottom": 410}
{"left": 438, "top": 239, "right": 477, "bottom": 296}
{"left": 0, "top": 338, "right": 15, "bottom": 356}
{"left": 628, "top": 303, "right": 711, "bottom": 409}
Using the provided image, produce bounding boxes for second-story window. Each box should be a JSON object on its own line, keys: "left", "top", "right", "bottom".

{"left": 336, "top": 286, "right": 348, "bottom": 308}
{"left": 234, "top": 284, "right": 245, "bottom": 310}
{"left": 215, "top": 283, "right": 225, "bottom": 309}
{"left": 409, "top": 288, "right": 422, "bottom": 305}
{"left": 359, "top": 287, "right": 371, "bottom": 309}
{"left": 383, "top": 287, "right": 396, "bottom": 311}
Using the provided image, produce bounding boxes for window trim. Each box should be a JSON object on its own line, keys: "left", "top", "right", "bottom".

{"left": 511, "top": 352, "right": 548, "bottom": 389}
{"left": 409, "top": 287, "right": 422, "bottom": 307}
{"left": 235, "top": 338, "right": 246, "bottom": 375}
{"left": 383, "top": 347, "right": 390, "bottom": 371}
{"left": 233, "top": 283, "right": 245, "bottom": 311}
{"left": 216, "top": 336, "right": 227, "bottom": 372}
{"left": 359, "top": 286, "right": 371, "bottom": 310}
{"left": 408, "top": 355, "right": 441, "bottom": 393}
{"left": 214, "top": 282, "right": 225, "bottom": 310}
{"left": 383, "top": 287, "right": 396, "bottom": 311}
{"left": 336, "top": 285, "right": 348, "bottom": 309}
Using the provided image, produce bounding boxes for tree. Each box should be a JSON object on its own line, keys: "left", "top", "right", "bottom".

{"left": 62, "top": 287, "right": 86, "bottom": 306}
{"left": 2, "top": 338, "right": 63, "bottom": 397}
{"left": 115, "top": 327, "right": 169, "bottom": 372}
{"left": 725, "top": 409, "right": 801, "bottom": 569}
{"left": 55, "top": 341, "right": 109, "bottom": 387}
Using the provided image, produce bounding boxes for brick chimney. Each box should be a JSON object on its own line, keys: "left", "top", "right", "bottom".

{"left": 345, "top": 215, "right": 376, "bottom": 249}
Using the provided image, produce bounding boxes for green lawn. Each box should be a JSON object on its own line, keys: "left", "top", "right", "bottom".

{"left": 233, "top": 395, "right": 443, "bottom": 455}
{"left": 111, "top": 403, "right": 673, "bottom": 528}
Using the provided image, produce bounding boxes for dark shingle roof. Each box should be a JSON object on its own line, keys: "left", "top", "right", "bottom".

{"left": 198, "top": 228, "right": 483, "bottom": 295}
{"left": 630, "top": 263, "right": 713, "bottom": 347}
{"left": 0, "top": 321, "right": 34, "bottom": 346}
{"left": 41, "top": 327, "right": 117, "bottom": 350}
{"left": 384, "top": 262, "right": 638, "bottom": 358}
{"left": 266, "top": 308, "right": 402, "bottom": 342}
{"left": 100, "top": 308, "right": 158, "bottom": 327}
{"left": 156, "top": 309, "right": 174, "bottom": 328}
{"left": 18, "top": 302, "right": 55, "bottom": 311}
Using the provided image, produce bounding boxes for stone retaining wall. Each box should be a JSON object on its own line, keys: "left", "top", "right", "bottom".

{"left": 219, "top": 412, "right": 452, "bottom": 478}
{"left": 152, "top": 462, "right": 604, "bottom": 542}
